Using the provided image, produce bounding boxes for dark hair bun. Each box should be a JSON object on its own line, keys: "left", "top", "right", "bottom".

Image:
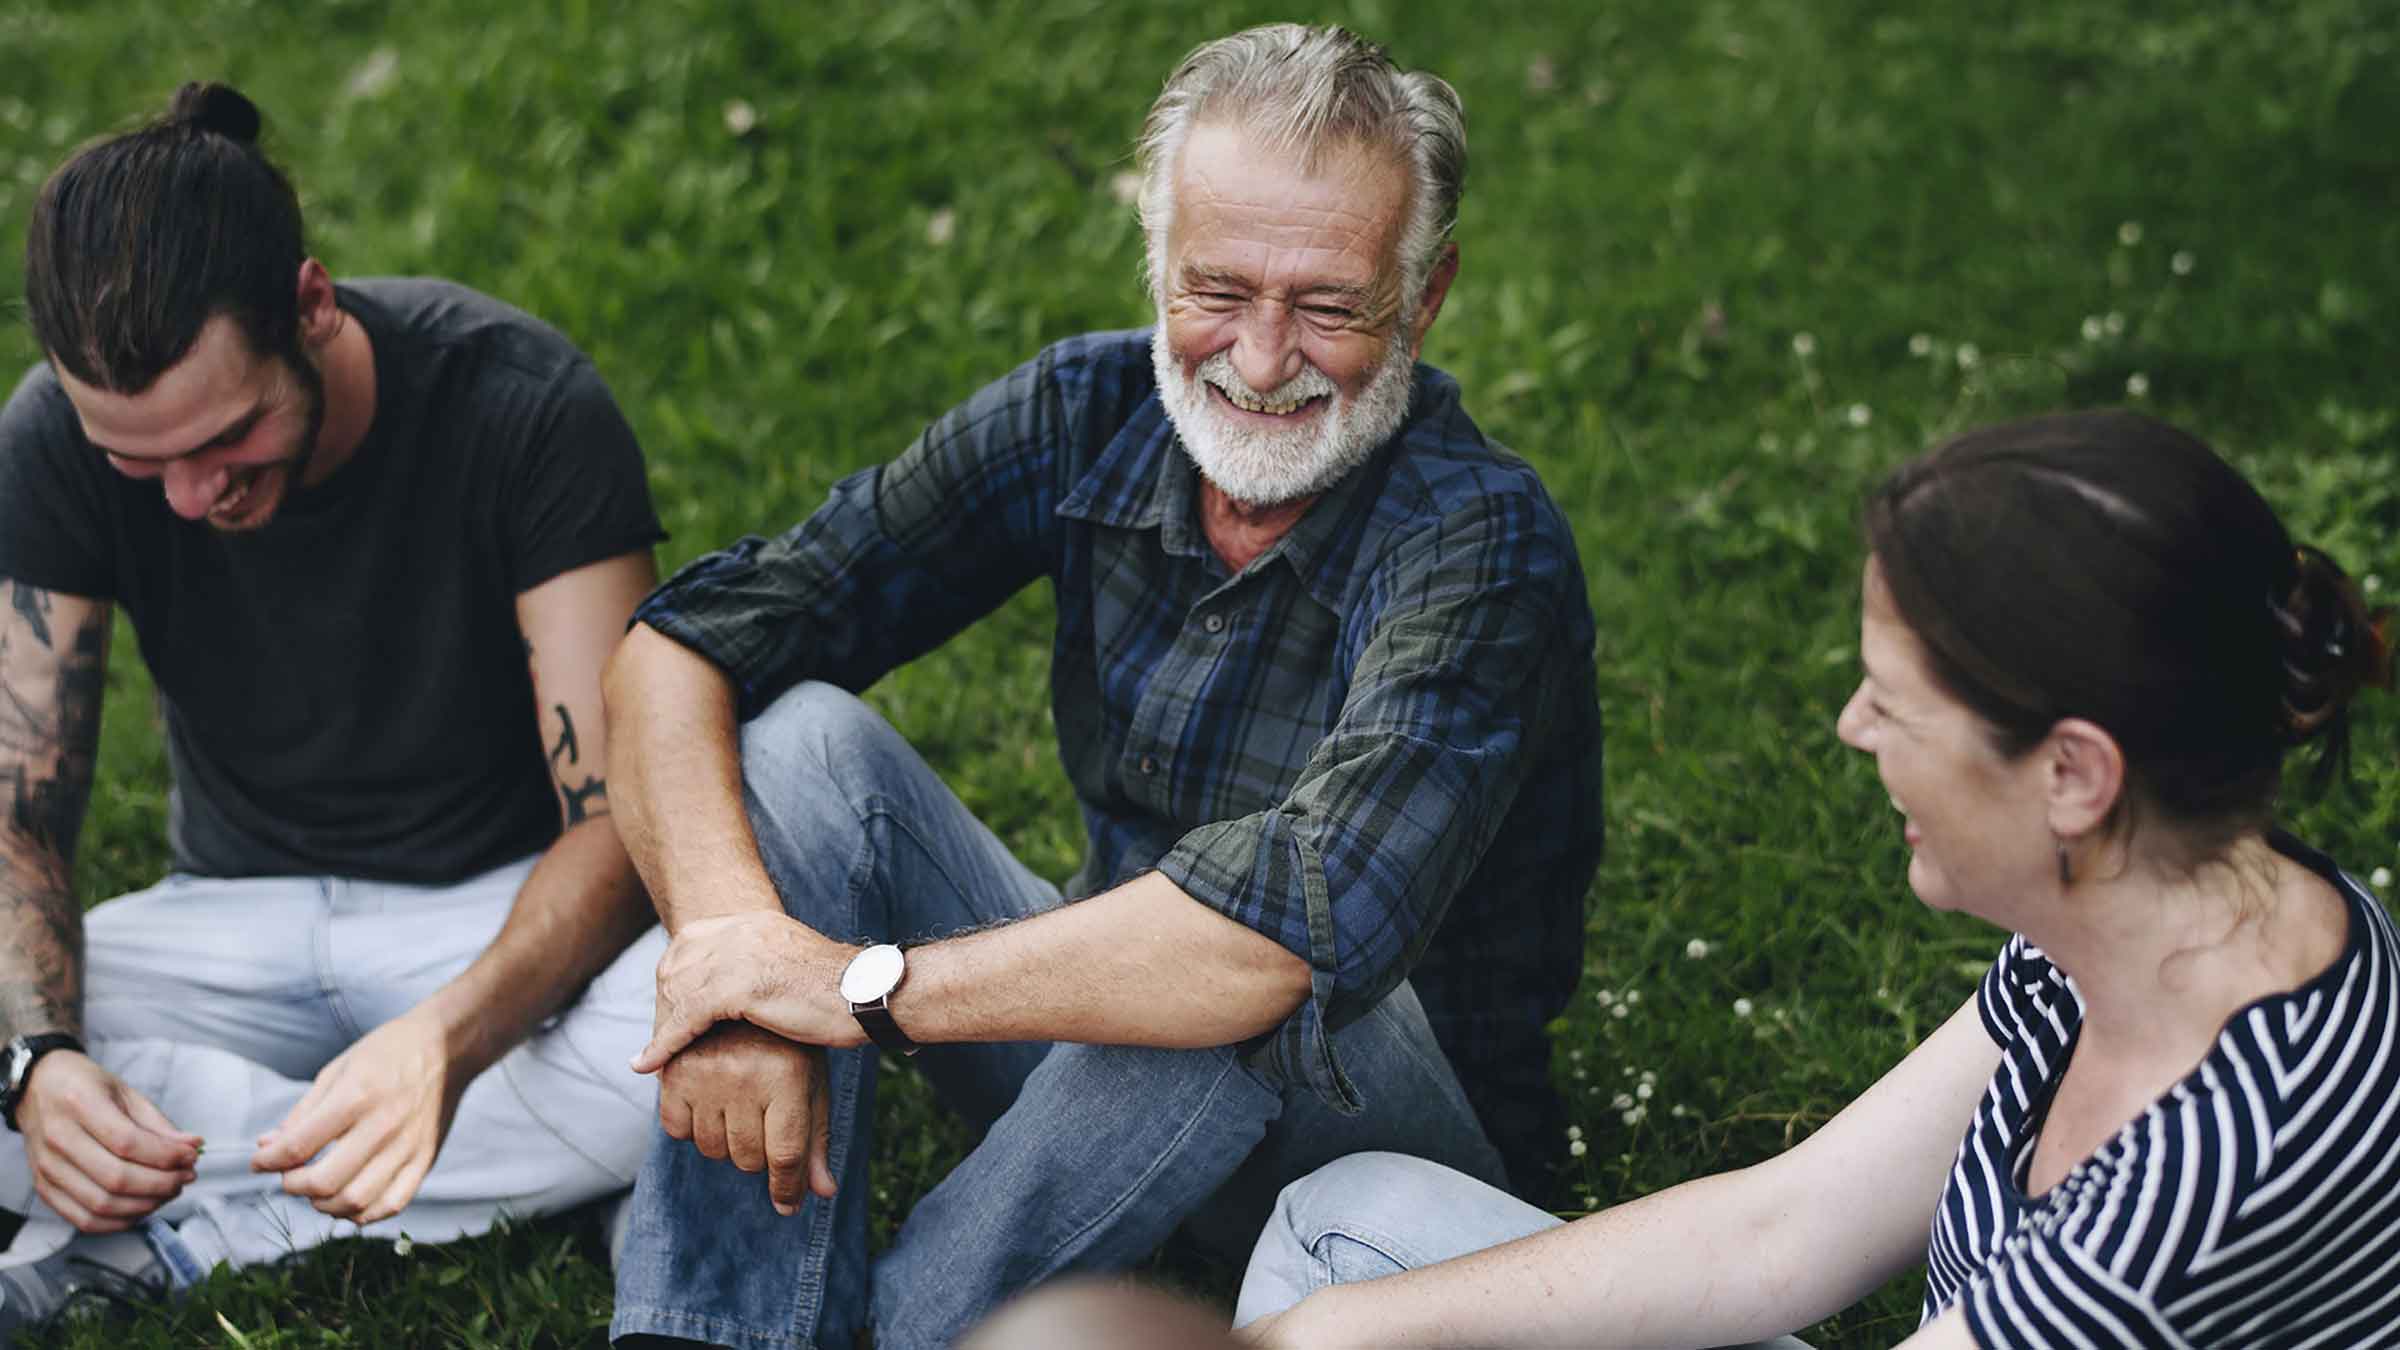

{"left": 2278, "top": 545, "right": 2393, "bottom": 743}
{"left": 167, "top": 82, "right": 261, "bottom": 143}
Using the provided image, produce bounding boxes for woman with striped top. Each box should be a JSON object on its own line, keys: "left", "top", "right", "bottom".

{"left": 1234, "top": 411, "right": 2397, "bottom": 1349}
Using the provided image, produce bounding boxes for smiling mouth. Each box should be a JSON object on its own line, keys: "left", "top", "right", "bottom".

{"left": 1208, "top": 383, "right": 1328, "bottom": 418}
{"left": 207, "top": 467, "right": 276, "bottom": 524}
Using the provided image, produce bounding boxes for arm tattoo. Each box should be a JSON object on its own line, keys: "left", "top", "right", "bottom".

{"left": 547, "top": 703, "right": 610, "bottom": 826}
{"left": 0, "top": 583, "right": 105, "bottom": 1039}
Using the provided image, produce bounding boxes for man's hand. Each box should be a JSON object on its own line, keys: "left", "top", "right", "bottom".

{"left": 629, "top": 912, "right": 860, "bottom": 1072}
{"left": 658, "top": 1022, "right": 835, "bottom": 1214}
{"left": 249, "top": 1008, "right": 461, "bottom": 1224}
{"left": 15, "top": 1051, "right": 200, "bottom": 1233}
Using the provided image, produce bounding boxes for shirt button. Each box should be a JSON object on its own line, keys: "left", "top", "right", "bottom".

{"left": 1140, "top": 755, "right": 1159, "bottom": 776}
{"left": 1203, "top": 613, "right": 1227, "bottom": 634}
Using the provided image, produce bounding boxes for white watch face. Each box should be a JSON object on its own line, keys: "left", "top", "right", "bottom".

{"left": 840, "top": 944, "right": 905, "bottom": 1004}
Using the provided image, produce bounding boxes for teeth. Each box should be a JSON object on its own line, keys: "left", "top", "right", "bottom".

{"left": 1216, "top": 383, "right": 1312, "bottom": 416}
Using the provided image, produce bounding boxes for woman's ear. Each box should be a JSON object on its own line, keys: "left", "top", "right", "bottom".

{"left": 2043, "top": 717, "right": 2125, "bottom": 838}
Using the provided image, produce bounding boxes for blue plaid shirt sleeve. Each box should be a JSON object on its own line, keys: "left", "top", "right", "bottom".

{"left": 634, "top": 351, "right": 1071, "bottom": 715}
{"left": 1154, "top": 492, "right": 1575, "bottom": 1109}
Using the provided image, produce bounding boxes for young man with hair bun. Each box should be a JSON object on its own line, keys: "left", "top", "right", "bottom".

{"left": 0, "top": 81, "right": 668, "bottom": 1331}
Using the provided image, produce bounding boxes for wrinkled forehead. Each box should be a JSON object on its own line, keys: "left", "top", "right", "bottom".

{"left": 1167, "top": 121, "right": 1411, "bottom": 278}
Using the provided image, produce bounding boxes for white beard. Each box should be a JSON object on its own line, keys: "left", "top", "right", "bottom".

{"left": 1152, "top": 328, "right": 1417, "bottom": 507}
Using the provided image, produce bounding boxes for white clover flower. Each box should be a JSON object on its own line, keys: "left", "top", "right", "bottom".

{"left": 2363, "top": 574, "right": 2381, "bottom": 593}
{"left": 1610, "top": 1002, "right": 1629, "bottom": 1020}
{"left": 1908, "top": 333, "right": 1933, "bottom": 357}
{"left": 1594, "top": 987, "right": 1616, "bottom": 1006}
{"left": 1845, "top": 403, "right": 1872, "bottom": 428}
{"left": 1612, "top": 1091, "right": 1635, "bottom": 1110}
{"left": 926, "top": 208, "right": 957, "bottom": 247}
{"left": 2118, "top": 220, "right": 2144, "bottom": 247}
{"left": 1685, "top": 938, "right": 1711, "bottom": 959}
{"left": 1791, "top": 331, "right": 1818, "bottom": 357}
{"left": 1955, "top": 343, "right": 1981, "bottom": 370}
{"left": 2171, "top": 250, "right": 2196, "bottom": 276}
{"left": 1579, "top": 1192, "right": 1599, "bottom": 1210}
{"left": 2104, "top": 311, "right": 2127, "bottom": 337}
{"left": 1670, "top": 1103, "right": 1690, "bottom": 1119}
{"left": 1733, "top": 997, "right": 1755, "bottom": 1018}
{"left": 393, "top": 1236, "right": 415, "bottom": 1257}
{"left": 2125, "top": 372, "right": 2150, "bottom": 399}
{"left": 1569, "top": 1138, "right": 1589, "bottom": 1158}
{"left": 1624, "top": 989, "right": 1642, "bottom": 1005}
{"left": 1875, "top": 985, "right": 1891, "bottom": 1000}
{"left": 1566, "top": 1124, "right": 1584, "bottom": 1142}
{"left": 723, "top": 99, "right": 759, "bottom": 137}
{"left": 1620, "top": 1105, "right": 1648, "bottom": 1127}
{"left": 2081, "top": 316, "right": 2105, "bottom": 343}
{"left": 2374, "top": 868, "right": 2393, "bottom": 890}
{"left": 1109, "top": 171, "right": 1143, "bottom": 206}
{"left": 1639, "top": 1069, "right": 1657, "bottom": 1084}
{"left": 1635, "top": 1082, "right": 1654, "bottom": 1101}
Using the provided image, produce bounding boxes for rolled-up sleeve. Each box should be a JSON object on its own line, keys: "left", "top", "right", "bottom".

{"left": 1154, "top": 493, "right": 1573, "bottom": 1109}
{"left": 635, "top": 351, "right": 1071, "bottom": 718}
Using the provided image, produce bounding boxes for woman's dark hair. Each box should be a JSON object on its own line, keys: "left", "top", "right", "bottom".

{"left": 1866, "top": 410, "right": 2391, "bottom": 843}
{"left": 23, "top": 82, "right": 305, "bottom": 394}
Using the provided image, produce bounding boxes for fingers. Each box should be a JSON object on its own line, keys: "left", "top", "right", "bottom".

{"left": 283, "top": 1130, "right": 409, "bottom": 1221}
{"left": 809, "top": 1104, "right": 835, "bottom": 1201}
{"left": 89, "top": 1086, "right": 200, "bottom": 1173}
{"left": 115, "top": 1084, "right": 202, "bottom": 1150}
{"left": 253, "top": 1076, "right": 354, "bottom": 1172}
{"left": 629, "top": 1004, "right": 713, "bottom": 1074}
{"left": 763, "top": 1093, "right": 810, "bottom": 1216}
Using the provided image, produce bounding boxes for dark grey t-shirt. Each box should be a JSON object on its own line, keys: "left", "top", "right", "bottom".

{"left": 0, "top": 278, "right": 664, "bottom": 883}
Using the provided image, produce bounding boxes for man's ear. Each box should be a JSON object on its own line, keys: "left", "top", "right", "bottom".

{"left": 2043, "top": 717, "right": 2126, "bottom": 839}
{"left": 294, "top": 258, "right": 341, "bottom": 347}
{"left": 1408, "top": 243, "right": 1460, "bottom": 358}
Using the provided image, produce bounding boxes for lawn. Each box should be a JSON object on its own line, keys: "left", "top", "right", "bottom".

{"left": 2, "top": 0, "right": 2396, "bottom": 1344}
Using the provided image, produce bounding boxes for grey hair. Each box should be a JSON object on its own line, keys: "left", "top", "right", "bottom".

{"left": 1134, "top": 24, "right": 1467, "bottom": 319}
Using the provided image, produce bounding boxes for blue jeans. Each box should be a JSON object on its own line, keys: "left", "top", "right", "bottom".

{"left": 1238, "top": 1152, "right": 1816, "bottom": 1348}
{"left": 609, "top": 683, "right": 1503, "bottom": 1349}
{"left": 0, "top": 856, "right": 664, "bottom": 1279}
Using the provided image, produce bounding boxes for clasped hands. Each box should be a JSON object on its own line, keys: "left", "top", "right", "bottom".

{"left": 629, "top": 911, "right": 866, "bottom": 1215}
{"left": 19, "top": 1009, "right": 466, "bottom": 1234}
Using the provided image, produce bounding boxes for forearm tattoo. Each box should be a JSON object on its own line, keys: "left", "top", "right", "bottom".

{"left": 547, "top": 703, "right": 610, "bottom": 827}
{"left": 0, "top": 581, "right": 104, "bottom": 1039}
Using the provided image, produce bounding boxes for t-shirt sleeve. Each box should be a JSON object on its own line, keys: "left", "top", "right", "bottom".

{"left": 0, "top": 364, "right": 119, "bottom": 598}
{"left": 502, "top": 358, "right": 666, "bottom": 593}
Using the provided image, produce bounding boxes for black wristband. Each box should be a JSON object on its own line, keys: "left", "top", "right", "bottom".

{"left": 2, "top": 1033, "right": 85, "bottom": 1132}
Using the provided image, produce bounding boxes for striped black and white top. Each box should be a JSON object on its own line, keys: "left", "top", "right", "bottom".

{"left": 1921, "top": 835, "right": 2400, "bottom": 1348}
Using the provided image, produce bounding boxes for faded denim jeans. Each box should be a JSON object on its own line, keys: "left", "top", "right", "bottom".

{"left": 608, "top": 682, "right": 1503, "bottom": 1349}
{"left": 1239, "top": 1151, "right": 1818, "bottom": 1348}
{"left": 0, "top": 854, "right": 665, "bottom": 1281}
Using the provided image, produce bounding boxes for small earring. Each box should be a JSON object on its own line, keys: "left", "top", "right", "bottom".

{"left": 2055, "top": 834, "right": 2074, "bottom": 886}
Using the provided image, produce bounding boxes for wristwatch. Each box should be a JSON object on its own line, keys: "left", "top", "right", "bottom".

{"left": 839, "top": 944, "right": 918, "bottom": 1056}
{"left": 1, "top": 1032, "right": 84, "bottom": 1132}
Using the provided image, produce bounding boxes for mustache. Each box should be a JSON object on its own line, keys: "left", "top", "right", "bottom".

{"left": 1192, "top": 350, "right": 1338, "bottom": 404}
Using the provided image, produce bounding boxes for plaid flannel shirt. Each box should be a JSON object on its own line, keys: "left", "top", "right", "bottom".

{"left": 636, "top": 330, "right": 1603, "bottom": 1179}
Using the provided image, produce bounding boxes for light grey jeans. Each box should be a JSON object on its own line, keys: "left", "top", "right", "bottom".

{"left": 1239, "top": 1151, "right": 1817, "bottom": 1348}
{"left": 0, "top": 855, "right": 665, "bottom": 1281}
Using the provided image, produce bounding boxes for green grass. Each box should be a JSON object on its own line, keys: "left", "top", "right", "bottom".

{"left": 4, "top": 0, "right": 2397, "bottom": 1344}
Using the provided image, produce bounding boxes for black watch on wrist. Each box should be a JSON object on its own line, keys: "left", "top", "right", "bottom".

{"left": 1, "top": 1032, "right": 84, "bottom": 1132}
{"left": 839, "top": 944, "right": 917, "bottom": 1057}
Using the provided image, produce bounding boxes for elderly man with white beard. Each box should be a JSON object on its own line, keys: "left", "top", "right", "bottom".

{"left": 602, "top": 23, "right": 1604, "bottom": 1350}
